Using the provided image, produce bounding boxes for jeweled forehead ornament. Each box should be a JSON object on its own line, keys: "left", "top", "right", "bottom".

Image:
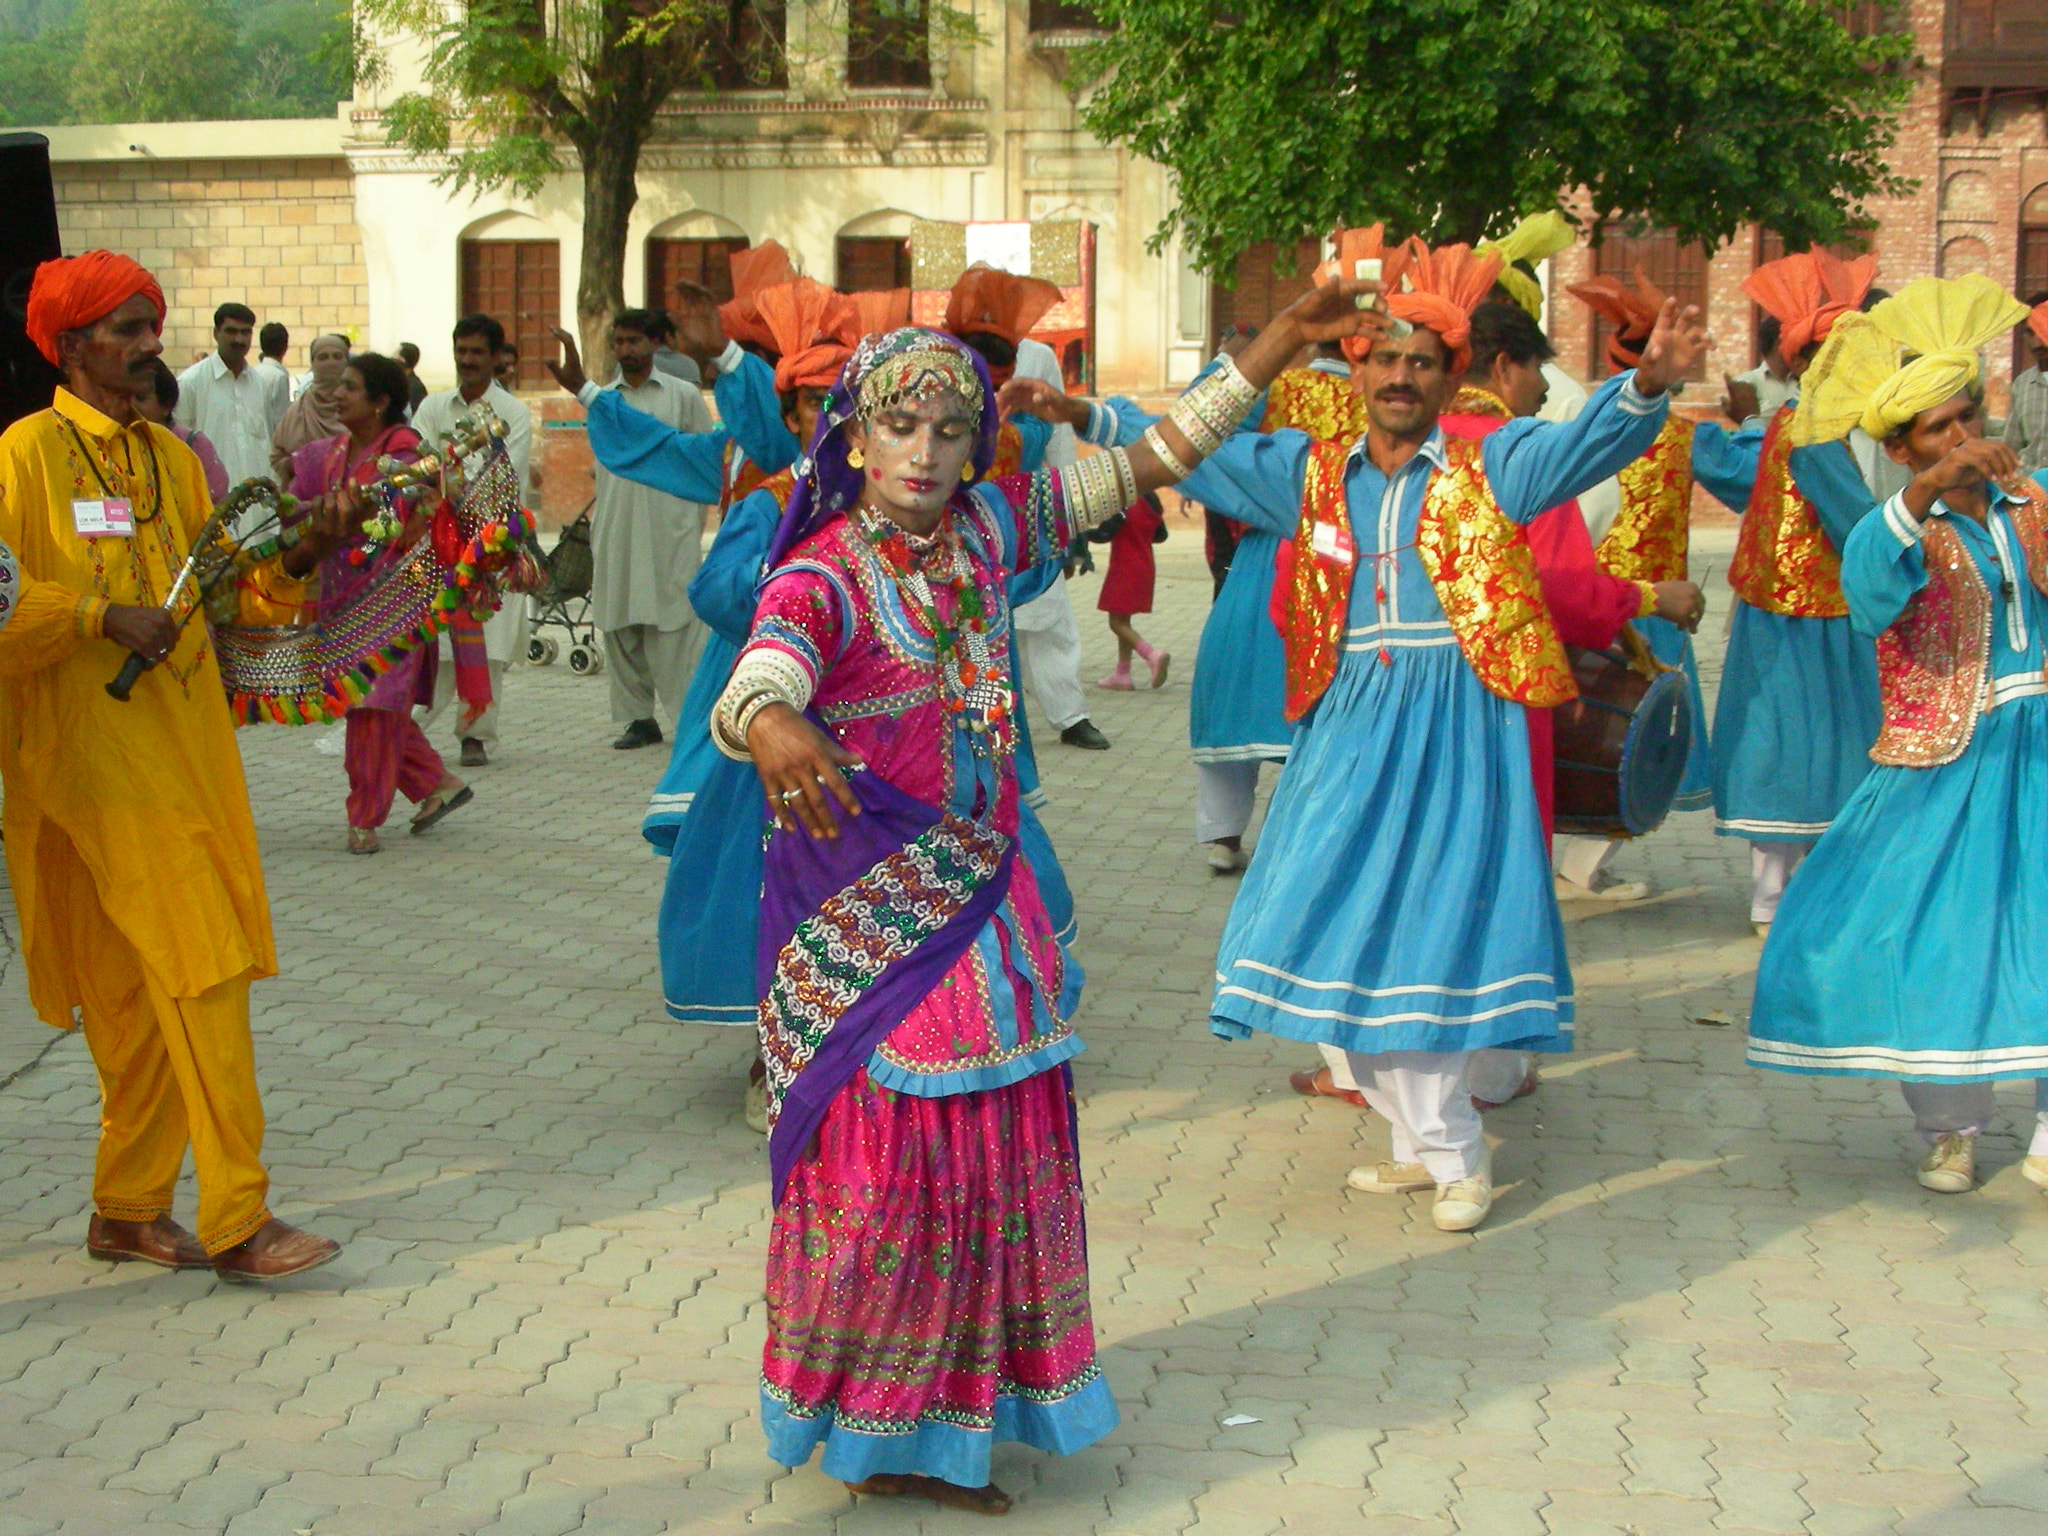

{"left": 853, "top": 339, "right": 983, "bottom": 431}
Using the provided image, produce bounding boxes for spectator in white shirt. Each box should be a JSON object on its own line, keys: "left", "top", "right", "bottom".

{"left": 1731, "top": 314, "right": 1797, "bottom": 424}
{"left": 2002, "top": 290, "right": 2048, "bottom": 474}
{"left": 174, "top": 302, "right": 290, "bottom": 508}
{"left": 254, "top": 321, "right": 292, "bottom": 398}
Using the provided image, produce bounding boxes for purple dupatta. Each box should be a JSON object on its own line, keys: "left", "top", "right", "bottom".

{"left": 756, "top": 764, "right": 1015, "bottom": 1204}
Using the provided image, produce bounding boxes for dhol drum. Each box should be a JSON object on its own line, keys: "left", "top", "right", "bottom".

{"left": 1552, "top": 633, "right": 1693, "bottom": 838}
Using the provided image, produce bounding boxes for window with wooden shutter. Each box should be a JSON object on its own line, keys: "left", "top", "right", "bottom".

{"left": 835, "top": 236, "right": 913, "bottom": 292}
{"left": 1207, "top": 239, "right": 1322, "bottom": 354}
{"left": 1588, "top": 225, "right": 1709, "bottom": 381}
{"left": 848, "top": 0, "right": 930, "bottom": 88}
{"left": 646, "top": 236, "right": 752, "bottom": 309}
{"left": 458, "top": 239, "right": 559, "bottom": 391}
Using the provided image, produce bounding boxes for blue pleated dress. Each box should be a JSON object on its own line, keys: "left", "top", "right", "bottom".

{"left": 1188, "top": 528, "right": 1292, "bottom": 765}
{"left": 1711, "top": 437, "right": 1882, "bottom": 842}
{"left": 1750, "top": 479, "right": 2048, "bottom": 1081}
{"left": 1172, "top": 374, "right": 1670, "bottom": 1056}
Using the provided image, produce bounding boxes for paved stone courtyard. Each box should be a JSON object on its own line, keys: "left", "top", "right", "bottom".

{"left": 4, "top": 529, "right": 2048, "bottom": 1536}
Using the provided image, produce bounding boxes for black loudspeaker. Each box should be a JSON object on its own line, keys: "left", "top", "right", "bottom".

{"left": 0, "top": 133, "right": 63, "bottom": 432}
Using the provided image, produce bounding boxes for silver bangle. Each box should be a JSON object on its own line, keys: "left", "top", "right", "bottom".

{"left": 1142, "top": 424, "right": 1193, "bottom": 482}
{"left": 1083, "top": 400, "right": 1122, "bottom": 447}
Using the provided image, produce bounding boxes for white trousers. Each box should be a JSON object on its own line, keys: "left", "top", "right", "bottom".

{"left": 419, "top": 656, "right": 507, "bottom": 747}
{"left": 1468, "top": 1050, "right": 1533, "bottom": 1107}
{"left": 1342, "top": 1050, "right": 1486, "bottom": 1184}
{"left": 1749, "top": 841, "right": 1811, "bottom": 923}
{"left": 605, "top": 621, "right": 703, "bottom": 729}
{"left": 1901, "top": 1080, "right": 2048, "bottom": 1153}
{"left": 1554, "top": 834, "right": 1619, "bottom": 890}
{"left": 1013, "top": 581, "right": 1089, "bottom": 732}
{"left": 1195, "top": 760, "right": 1262, "bottom": 844}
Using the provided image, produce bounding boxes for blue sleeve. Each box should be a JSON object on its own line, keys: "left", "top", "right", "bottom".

{"left": 1841, "top": 493, "right": 1929, "bottom": 638}
{"left": 1007, "top": 555, "right": 1065, "bottom": 608}
{"left": 1480, "top": 371, "right": 1670, "bottom": 525}
{"left": 710, "top": 350, "right": 799, "bottom": 473}
{"left": 1690, "top": 420, "right": 1765, "bottom": 513}
{"left": 1789, "top": 439, "right": 1878, "bottom": 552}
{"left": 584, "top": 389, "right": 730, "bottom": 503}
{"left": 1162, "top": 429, "right": 1309, "bottom": 535}
{"left": 687, "top": 487, "right": 781, "bottom": 642}
{"left": 1013, "top": 411, "right": 1052, "bottom": 473}
{"left": 1102, "top": 397, "right": 1161, "bottom": 448}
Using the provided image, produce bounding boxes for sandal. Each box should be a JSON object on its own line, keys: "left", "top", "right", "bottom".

{"left": 848, "top": 1474, "right": 1012, "bottom": 1516}
{"left": 1288, "top": 1065, "right": 1369, "bottom": 1109}
{"left": 409, "top": 780, "right": 473, "bottom": 835}
{"left": 347, "top": 827, "right": 380, "bottom": 856}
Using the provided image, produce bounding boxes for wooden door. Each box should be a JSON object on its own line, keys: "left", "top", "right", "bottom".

{"left": 458, "top": 239, "right": 559, "bottom": 390}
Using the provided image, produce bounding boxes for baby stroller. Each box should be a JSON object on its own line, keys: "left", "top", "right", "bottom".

{"left": 526, "top": 503, "right": 604, "bottom": 674}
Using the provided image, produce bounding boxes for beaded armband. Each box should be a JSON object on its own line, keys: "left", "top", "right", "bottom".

{"left": 1056, "top": 451, "right": 1136, "bottom": 532}
{"left": 1142, "top": 423, "right": 1193, "bottom": 482}
{"left": 1168, "top": 355, "right": 1259, "bottom": 457}
{"left": 712, "top": 648, "right": 815, "bottom": 761}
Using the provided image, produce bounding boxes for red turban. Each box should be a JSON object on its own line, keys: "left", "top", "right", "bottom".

{"left": 1743, "top": 250, "right": 1876, "bottom": 359}
{"left": 1568, "top": 265, "right": 1672, "bottom": 374}
{"left": 1323, "top": 224, "right": 1415, "bottom": 365}
{"left": 26, "top": 250, "right": 165, "bottom": 365}
{"left": 943, "top": 264, "right": 1063, "bottom": 348}
{"left": 1382, "top": 240, "right": 1502, "bottom": 375}
{"left": 2029, "top": 300, "right": 2048, "bottom": 352}
{"left": 756, "top": 277, "right": 859, "bottom": 393}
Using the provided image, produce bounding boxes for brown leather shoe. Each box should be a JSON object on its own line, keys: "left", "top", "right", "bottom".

{"left": 86, "top": 1214, "right": 211, "bottom": 1270}
{"left": 211, "top": 1218, "right": 341, "bottom": 1283}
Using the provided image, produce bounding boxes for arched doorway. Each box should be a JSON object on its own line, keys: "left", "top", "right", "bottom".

{"left": 457, "top": 211, "right": 560, "bottom": 391}
{"left": 645, "top": 212, "right": 750, "bottom": 309}
{"left": 835, "top": 210, "right": 916, "bottom": 292}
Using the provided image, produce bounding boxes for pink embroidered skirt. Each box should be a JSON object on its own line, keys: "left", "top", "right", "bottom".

{"left": 759, "top": 1064, "right": 1117, "bottom": 1485}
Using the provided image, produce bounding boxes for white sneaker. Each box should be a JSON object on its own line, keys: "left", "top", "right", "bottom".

{"left": 1917, "top": 1132, "right": 1976, "bottom": 1193}
{"left": 2024, "top": 1156, "right": 2048, "bottom": 1192}
{"left": 1206, "top": 843, "right": 1245, "bottom": 874}
{"left": 1433, "top": 1174, "right": 1495, "bottom": 1232}
{"left": 1753, "top": 921, "right": 1772, "bottom": 939}
{"left": 1346, "top": 1161, "right": 1433, "bottom": 1194}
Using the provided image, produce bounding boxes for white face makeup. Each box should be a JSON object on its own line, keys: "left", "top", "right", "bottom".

{"left": 851, "top": 392, "right": 979, "bottom": 528}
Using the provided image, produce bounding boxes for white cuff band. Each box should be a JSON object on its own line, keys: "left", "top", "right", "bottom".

{"left": 576, "top": 381, "right": 603, "bottom": 408}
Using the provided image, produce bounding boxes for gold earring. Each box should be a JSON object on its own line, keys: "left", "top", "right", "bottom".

{"left": 962, "top": 465, "right": 977, "bottom": 483}
{"left": 847, "top": 448, "right": 865, "bottom": 468}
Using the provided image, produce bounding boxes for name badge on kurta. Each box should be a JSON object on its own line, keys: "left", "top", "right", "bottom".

{"left": 72, "top": 498, "right": 135, "bottom": 537}
{"left": 1310, "top": 520, "right": 1355, "bottom": 566}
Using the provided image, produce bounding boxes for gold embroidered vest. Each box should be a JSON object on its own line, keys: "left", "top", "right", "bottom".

{"left": 1282, "top": 436, "right": 1576, "bottom": 721}
{"left": 1262, "top": 367, "right": 1368, "bottom": 439}
{"left": 1598, "top": 413, "right": 1694, "bottom": 584}
{"left": 1728, "top": 406, "right": 1847, "bottom": 617}
{"left": 991, "top": 421, "right": 1026, "bottom": 479}
{"left": 1872, "top": 482, "right": 2048, "bottom": 768}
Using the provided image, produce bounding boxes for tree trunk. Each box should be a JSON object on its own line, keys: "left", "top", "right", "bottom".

{"left": 574, "top": 124, "right": 643, "bottom": 385}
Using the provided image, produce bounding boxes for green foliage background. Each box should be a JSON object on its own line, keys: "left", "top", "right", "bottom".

{"left": 0, "top": 0, "right": 349, "bottom": 124}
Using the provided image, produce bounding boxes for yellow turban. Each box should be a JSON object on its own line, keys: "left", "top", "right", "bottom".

{"left": 1478, "top": 210, "right": 1576, "bottom": 321}
{"left": 1790, "top": 274, "right": 2029, "bottom": 445}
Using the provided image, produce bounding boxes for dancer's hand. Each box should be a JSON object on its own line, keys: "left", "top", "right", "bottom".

{"left": 1633, "top": 299, "right": 1711, "bottom": 397}
{"left": 1652, "top": 580, "right": 1707, "bottom": 633}
{"left": 749, "top": 703, "right": 862, "bottom": 840}
{"left": 672, "top": 291, "right": 729, "bottom": 372}
{"left": 1903, "top": 437, "right": 2026, "bottom": 521}
{"left": 104, "top": 603, "right": 178, "bottom": 662}
{"left": 998, "top": 377, "right": 1088, "bottom": 430}
{"left": 1719, "top": 374, "right": 1759, "bottom": 424}
{"left": 545, "top": 327, "right": 587, "bottom": 396}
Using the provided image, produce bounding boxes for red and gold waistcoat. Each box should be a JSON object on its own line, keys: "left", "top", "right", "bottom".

{"left": 1872, "top": 482, "right": 2048, "bottom": 768}
{"left": 719, "top": 440, "right": 771, "bottom": 515}
{"left": 1598, "top": 413, "right": 1694, "bottom": 584}
{"left": 990, "top": 420, "right": 1026, "bottom": 479}
{"left": 1282, "top": 436, "right": 1577, "bottom": 721}
{"left": 1728, "top": 406, "right": 1847, "bottom": 617}
{"left": 1263, "top": 367, "right": 1368, "bottom": 439}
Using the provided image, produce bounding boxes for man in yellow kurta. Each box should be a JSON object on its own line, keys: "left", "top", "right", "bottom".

{"left": 0, "top": 251, "right": 341, "bottom": 1280}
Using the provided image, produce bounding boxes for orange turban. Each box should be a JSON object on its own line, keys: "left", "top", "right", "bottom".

{"left": 846, "top": 288, "right": 912, "bottom": 340}
{"left": 1321, "top": 224, "right": 1415, "bottom": 364}
{"left": 756, "top": 277, "right": 859, "bottom": 393}
{"left": 718, "top": 240, "right": 797, "bottom": 354}
{"left": 26, "top": 250, "right": 165, "bottom": 366}
{"left": 1568, "top": 265, "right": 1671, "bottom": 374}
{"left": 1382, "top": 239, "right": 1502, "bottom": 374}
{"left": 943, "top": 264, "right": 1063, "bottom": 348}
{"left": 1743, "top": 249, "right": 1876, "bottom": 358}
{"left": 2029, "top": 300, "right": 2048, "bottom": 352}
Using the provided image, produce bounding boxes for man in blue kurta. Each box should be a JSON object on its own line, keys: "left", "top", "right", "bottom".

{"left": 1167, "top": 241, "right": 1708, "bottom": 1233}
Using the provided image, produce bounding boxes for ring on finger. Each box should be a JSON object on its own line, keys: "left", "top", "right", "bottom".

{"left": 778, "top": 788, "right": 804, "bottom": 803}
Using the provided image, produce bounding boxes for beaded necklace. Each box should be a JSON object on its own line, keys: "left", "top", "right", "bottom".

{"left": 851, "top": 503, "right": 1012, "bottom": 751}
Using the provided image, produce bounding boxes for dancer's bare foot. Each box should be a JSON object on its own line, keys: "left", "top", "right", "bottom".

{"left": 847, "top": 1474, "right": 1012, "bottom": 1515}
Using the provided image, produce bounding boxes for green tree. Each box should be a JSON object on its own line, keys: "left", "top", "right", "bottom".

{"left": 1076, "top": 0, "right": 1917, "bottom": 274}
{"left": 67, "top": 0, "right": 242, "bottom": 122}
{"left": 0, "top": 21, "right": 77, "bottom": 125}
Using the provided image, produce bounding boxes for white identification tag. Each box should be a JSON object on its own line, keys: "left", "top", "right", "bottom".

{"left": 1310, "top": 520, "right": 1355, "bottom": 565}
{"left": 72, "top": 498, "right": 135, "bottom": 537}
